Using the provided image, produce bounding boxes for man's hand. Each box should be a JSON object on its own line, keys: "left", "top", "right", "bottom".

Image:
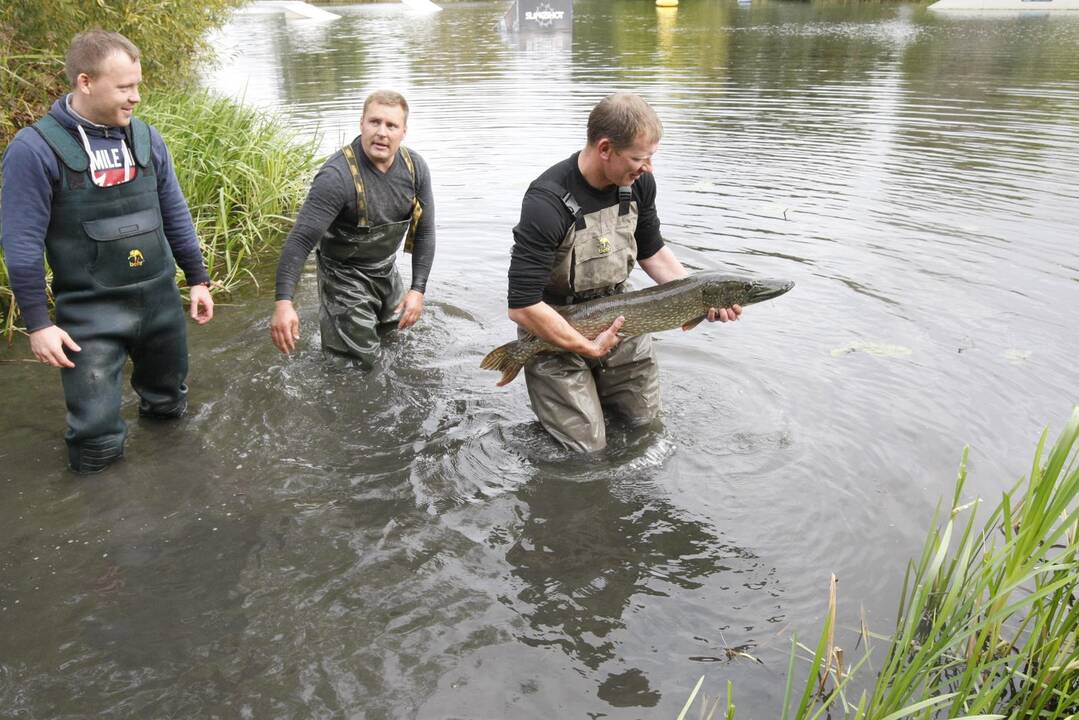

{"left": 394, "top": 289, "right": 425, "bottom": 330}
{"left": 29, "top": 325, "right": 80, "bottom": 368}
{"left": 270, "top": 300, "right": 301, "bottom": 354}
{"left": 586, "top": 315, "right": 625, "bottom": 358}
{"left": 190, "top": 284, "right": 214, "bottom": 325}
{"left": 682, "top": 304, "right": 743, "bottom": 331}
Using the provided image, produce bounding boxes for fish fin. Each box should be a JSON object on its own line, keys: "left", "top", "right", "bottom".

{"left": 497, "top": 364, "right": 524, "bottom": 387}
{"left": 681, "top": 315, "right": 705, "bottom": 331}
{"left": 480, "top": 341, "right": 526, "bottom": 386}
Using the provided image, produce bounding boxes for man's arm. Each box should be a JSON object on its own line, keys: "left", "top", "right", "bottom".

{"left": 509, "top": 303, "right": 624, "bottom": 359}
{"left": 1, "top": 132, "right": 85, "bottom": 366}
{"left": 507, "top": 187, "right": 623, "bottom": 356}
{"left": 271, "top": 161, "right": 351, "bottom": 353}
{"left": 397, "top": 152, "right": 436, "bottom": 329}
{"left": 150, "top": 127, "right": 213, "bottom": 323}
{"left": 634, "top": 174, "right": 739, "bottom": 325}
{"left": 1, "top": 132, "right": 58, "bottom": 333}
{"left": 151, "top": 128, "right": 210, "bottom": 287}
{"left": 638, "top": 245, "right": 688, "bottom": 284}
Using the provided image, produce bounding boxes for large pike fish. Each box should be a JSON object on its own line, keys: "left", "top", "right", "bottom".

{"left": 481, "top": 271, "right": 794, "bottom": 386}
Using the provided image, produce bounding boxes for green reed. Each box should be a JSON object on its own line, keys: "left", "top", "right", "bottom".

{"left": 138, "top": 90, "right": 320, "bottom": 294}
{"left": 683, "top": 406, "right": 1079, "bottom": 719}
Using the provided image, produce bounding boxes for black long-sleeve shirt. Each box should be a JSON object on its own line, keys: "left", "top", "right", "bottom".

{"left": 275, "top": 140, "right": 435, "bottom": 300}
{"left": 508, "top": 152, "right": 664, "bottom": 309}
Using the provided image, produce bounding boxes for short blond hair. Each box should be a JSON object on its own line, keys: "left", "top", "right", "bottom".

{"left": 587, "top": 92, "right": 663, "bottom": 150}
{"left": 65, "top": 30, "right": 140, "bottom": 86}
{"left": 362, "top": 90, "right": 409, "bottom": 123}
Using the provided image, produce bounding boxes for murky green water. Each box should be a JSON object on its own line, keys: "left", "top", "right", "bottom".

{"left": 2, "top": 1, "right": 1078, "bottom": 716}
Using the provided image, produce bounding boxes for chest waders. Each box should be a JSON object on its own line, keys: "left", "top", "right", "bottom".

{"left": 33, "top": 115, "right": 189, "bottom": 474}
{"left": 315, "top": 144, "right": 422, "bottom": 366}
{"left": 523, "top": 183, "right": 662, "bottom": 453}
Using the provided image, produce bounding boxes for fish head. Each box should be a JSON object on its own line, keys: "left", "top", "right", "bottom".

{"left": 700, "top": 274, "right": 795, "bottom": 308}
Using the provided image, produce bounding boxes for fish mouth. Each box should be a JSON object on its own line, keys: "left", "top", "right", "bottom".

{"left": 749, "top": 279, "right": 795, "bottom": 303}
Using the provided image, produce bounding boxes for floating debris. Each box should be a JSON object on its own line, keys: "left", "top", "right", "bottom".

{"left": 831, "top": 342, "right": 913, "bottom": 358}
{"left": 1003, "top": 348, "right": 1032, "bottom": 365}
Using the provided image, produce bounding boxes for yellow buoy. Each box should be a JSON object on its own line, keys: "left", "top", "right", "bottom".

{"left": 656, "top": 0, "right": 678, "bottom": 7}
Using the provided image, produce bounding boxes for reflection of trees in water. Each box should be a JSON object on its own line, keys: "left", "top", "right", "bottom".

{"left": 896, "top": 16, "right": 1079, "bottom": 164}
{"left": 401, "top": 13, "right": 510, "bottom": 86}
{"left": 505, "top": 474, "right": 766, "bottom": 705}
{"left": 268, "top": 20, "right": 371, "bottom": 107}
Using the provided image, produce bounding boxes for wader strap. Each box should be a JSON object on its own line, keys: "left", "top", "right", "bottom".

{"left": 535, "top": 180, "right": 586, "bottom": 231}
{"left": 618, "top": 186, "right": 631, "bottom": 216}
{"left": 341, "top": 143, "right": 370, "bottom": 228}
{"left": 400, "top": 146, "right": 422, "bottom": 255}
{"left": 32, "top": 115, "right": 90, "bottom": 173}
{"left": 342, "top": 143, "right": 422, "bottom": 254}
{"left": 125, "top": 117, "right": 153, "bottom": 168}
{"left": 543, "top": 282, "right": 626, "bottom": 307}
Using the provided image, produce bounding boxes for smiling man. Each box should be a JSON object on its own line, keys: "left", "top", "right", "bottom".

{"left": 0, "top": 30, "right": 214, "bottom": 474}
{"left": 270, "top": 90, "right": 435, "bottom": 367}
{"left": 506, "top": 92, "right": 743, "bottom": 453}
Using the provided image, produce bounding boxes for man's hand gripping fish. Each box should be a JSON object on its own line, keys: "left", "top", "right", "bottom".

{"left": 482, "top": 271, "right": 794, "bottom": 386}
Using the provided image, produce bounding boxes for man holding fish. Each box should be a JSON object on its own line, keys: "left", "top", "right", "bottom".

{"left": 501, "top": 92, "right": 746, "bottom": 453}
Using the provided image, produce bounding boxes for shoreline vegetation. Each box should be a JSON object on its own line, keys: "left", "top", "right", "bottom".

{"left": 683, "top": 407, "right": 1079, "bottom": 719}
{"left": 0, "top": 0, "right": 319, "bottom": 339}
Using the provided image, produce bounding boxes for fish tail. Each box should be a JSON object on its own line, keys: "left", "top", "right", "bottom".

{"left": 480, "top": 341, "right": 526, "bottom": 386}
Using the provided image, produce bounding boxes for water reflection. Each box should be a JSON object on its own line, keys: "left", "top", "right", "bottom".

{"left": 506, "top": 475, "right": 777, "bottom": 688}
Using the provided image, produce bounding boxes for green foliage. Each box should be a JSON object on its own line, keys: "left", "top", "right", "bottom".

{"left": 684, "top": 407, "right": 1079, "bottom": 719}
{"left": 138, "top": 90, "right": 320, "bottom": 295}
{"left": 0, "top": 0, "right": 246, "bottom": 147}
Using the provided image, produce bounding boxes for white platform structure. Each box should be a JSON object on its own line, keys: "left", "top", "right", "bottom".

{"left": 243, "top": 1, "right": 441, "bottom": 18}
{"left": 929, "top": 0, "right": 1078, "bottom": 9}
{"left": 244, "top": 1, "right": 341, "bottom": 20}
{"left": 400, "top": 0, "right": 443, "bottom": 12}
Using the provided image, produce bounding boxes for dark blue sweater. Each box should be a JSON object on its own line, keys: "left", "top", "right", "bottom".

{"left": 1, "top": 97, "right": 209, "bottom": 332}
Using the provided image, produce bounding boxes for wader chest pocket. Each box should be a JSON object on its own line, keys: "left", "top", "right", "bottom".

{"left": 572, "top": 239, "right": 634, "bottom": 294}
{"left": 83, "top": 209, "right": 168, "bottom": 287}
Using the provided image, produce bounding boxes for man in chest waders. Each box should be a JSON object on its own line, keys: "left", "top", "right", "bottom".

{"left": 506, "top": 92, "right": 743, "bottom": 453}
{"left": 270, "top": 90, "right": 435, "bottom": 366}
{"left": 0, "top": 31, "right": 214, "bottom": 474}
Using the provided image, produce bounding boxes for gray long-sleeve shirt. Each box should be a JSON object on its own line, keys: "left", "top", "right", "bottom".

{"left": 274, "top": 140, "right": 435, "bottom": 300}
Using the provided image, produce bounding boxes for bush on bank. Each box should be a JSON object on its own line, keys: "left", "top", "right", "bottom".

{"left": 1, "top": 0, "right": 246, "bottom": 146}
{"left": 138, "top": 90, "right": 321, "bottom": 296}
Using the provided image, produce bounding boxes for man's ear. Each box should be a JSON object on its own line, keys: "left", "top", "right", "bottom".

{"left": 75, "top": 73, "right": 93, "bottom": 95}
{"left": 596, "top": 137, "right": 612, "bottom": 159}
